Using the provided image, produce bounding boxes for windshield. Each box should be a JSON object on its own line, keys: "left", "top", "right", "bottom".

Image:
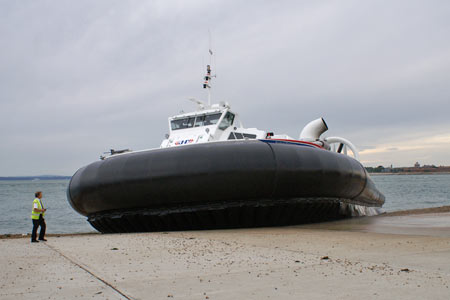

{"left": 170, "top": 117, "right": 194, "bottom": 130}
{"left": 171, "top": 113, "right": 222, "bottom": 130}
{"left": 194, "top": 115, "right": 205, "bottom": 127}
{"left": 204, "top": 113, "right": 222, "bottom": 125}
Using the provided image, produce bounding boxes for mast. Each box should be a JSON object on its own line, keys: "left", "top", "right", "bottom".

{"left": 203, "top": 34, "right": 215, "bottom": 106}
{"left": 203, "top": 63, "right": 212, "bottom": 106}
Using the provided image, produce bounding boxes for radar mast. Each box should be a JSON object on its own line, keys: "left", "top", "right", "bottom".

{"left": 203, "top": 33, "right": 215, "bottom": 106}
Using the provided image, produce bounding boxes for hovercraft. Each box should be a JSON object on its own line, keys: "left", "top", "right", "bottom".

{"left": 67, "top": 58, "right": 384, "bottom": 233}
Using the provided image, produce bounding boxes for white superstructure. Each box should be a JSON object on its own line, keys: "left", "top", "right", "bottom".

{"left": 104, "top": 50, "right": 360, "bottom": 161}
{"left": 159, "top": 98, "right": 360, "bottom": 161}
{"left": 160, "top": 100, "right": 267, "bottom": 148}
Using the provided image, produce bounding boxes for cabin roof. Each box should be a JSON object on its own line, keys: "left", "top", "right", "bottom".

{"left": 169, "top": 108, "right": 230, "bottom": 120}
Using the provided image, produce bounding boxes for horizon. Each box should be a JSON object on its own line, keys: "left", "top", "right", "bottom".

{"left": 3, "top": 163, "right": 450, "bottom": 178}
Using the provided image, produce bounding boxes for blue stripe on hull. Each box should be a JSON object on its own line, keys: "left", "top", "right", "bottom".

{"left": 260, "top": 139, "right": 317, "bottom": 148}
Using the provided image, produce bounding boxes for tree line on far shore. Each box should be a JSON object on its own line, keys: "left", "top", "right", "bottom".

{"left": 366, "top": 165, "right": 450, "bottom": 173}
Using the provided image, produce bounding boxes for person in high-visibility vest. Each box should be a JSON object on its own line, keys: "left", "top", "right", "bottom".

{"left": 31, "top": 191, "right": 47, "bottom": 243}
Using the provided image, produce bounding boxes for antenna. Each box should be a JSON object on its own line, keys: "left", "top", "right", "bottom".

{"left": 188, "top": 97, "right": 206, "bottom": 110}
{"left": 208, "top": 29, "right": 213, "bottom": 65}
{"left": 203, "top": 30, "right": 216, "bottom": 106}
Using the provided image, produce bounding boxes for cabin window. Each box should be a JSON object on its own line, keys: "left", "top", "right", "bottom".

{"left": 186, "top": 117, "right": 195, "bottom": 128}
{"left": 204, "top": 113, "right": 222, "bottom": 125}
{"left": 185, "top": 117, "right": 195, "bottom": 128}
{"left": 194, "top": 115, "right": 205, "bottom": 127}
{"left": 171, "top": 117, "right": 195, "bottom": 130}
{"left": 234, "top": 132, "right": 243, "bottom": 139}
{"left": 218, "top": 112, "right": 235, "bottom": 130}
{"left": 171, "top": 113, "right": 222, "bottom": 130}
{"left": 243, "top": 133, "right": 257, "bottom": 139}
{"left": 171, "top": 119, "right": 186, "bottom": 130}
{"left": 228, "top": 132, "right": 257, "bottom": 140}
{"left": 170, "top": 117, "right": 195, "bottom": 130}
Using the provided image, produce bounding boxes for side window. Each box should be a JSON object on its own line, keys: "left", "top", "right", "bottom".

{"left": 243, "top": 133, "right": 257, "bottom": 139}
{"left": 228, "top": 132, "right": 236, "bottom": 140}
{"left": 218, "top": 112, "right": 235, "bottom": 130}
{"left": 234, "top": 132, "right": 243, "bottom": 139}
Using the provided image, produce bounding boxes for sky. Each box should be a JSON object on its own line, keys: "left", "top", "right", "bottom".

{"left": 1, "top": 0, "right": 450, "bottom": 176}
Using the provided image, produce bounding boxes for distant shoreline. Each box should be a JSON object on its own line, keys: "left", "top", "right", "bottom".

{"left": 369, "top": 171, "right": 450, "bottom": 175}
{"left": 0, "top": 176, "right": 71, "bottom": 181}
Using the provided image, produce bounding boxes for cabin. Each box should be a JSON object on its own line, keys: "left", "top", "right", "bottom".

{"left": 160, "top": 102, "right": 266, "bottom": 148}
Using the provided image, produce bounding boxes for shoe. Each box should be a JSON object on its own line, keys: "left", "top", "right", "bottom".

{"left": 31, "top": 240, "right": 39, "bottom": 243}
{"left": 38, "top": 238, "right": 47, "bottom": 241}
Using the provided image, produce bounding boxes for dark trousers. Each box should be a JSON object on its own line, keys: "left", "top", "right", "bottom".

{"left": 31, "top": 216, "right": 46, "bottom": 241}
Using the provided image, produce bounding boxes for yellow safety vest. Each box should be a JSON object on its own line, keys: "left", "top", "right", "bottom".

{"left": 31, "top": 198, "right": 45, "bottom": 220}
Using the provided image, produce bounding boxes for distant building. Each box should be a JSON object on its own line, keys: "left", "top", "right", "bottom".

{"left": 423, "top": 164, "right": 437, "bottom": 168}
{"left": 414, "top": 162, "right": 420, "bottom": 168}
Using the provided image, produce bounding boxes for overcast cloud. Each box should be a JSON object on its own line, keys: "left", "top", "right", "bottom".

{"left": 1, "top": 0, "right": 450, "bottom": 176}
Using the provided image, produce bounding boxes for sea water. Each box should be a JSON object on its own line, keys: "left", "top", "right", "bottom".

{"left": 371, "top": 174, "right": 450, "bottom": 212}
{"left": 0, "top": 180, "right": 94, "bottom": 235}
{"left": 0, "top": 174, "right": 449, "bottom": 234}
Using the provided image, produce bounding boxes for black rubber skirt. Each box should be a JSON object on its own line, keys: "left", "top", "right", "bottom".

{"left": 67, "top": 140, "right": 385, "bottom": 233}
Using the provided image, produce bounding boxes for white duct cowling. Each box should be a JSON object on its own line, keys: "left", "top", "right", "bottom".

{"left": 299, "top": 118, "right": 328, "bottom": 141}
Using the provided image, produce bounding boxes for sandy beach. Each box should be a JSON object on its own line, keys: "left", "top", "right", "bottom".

{"left": 2, "top": 211, "right": 450, "bottom": 299}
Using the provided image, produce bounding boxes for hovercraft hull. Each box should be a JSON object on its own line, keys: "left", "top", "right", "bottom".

{"left": 67, "top": 140, "right": 384, "bottom": 233}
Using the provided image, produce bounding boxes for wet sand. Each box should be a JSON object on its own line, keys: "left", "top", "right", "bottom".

{"left": 1, "top": 211, "right": 450, "bottom": 299}
{"left": 303, "top": 211, "right": 450, "bottom": 238}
